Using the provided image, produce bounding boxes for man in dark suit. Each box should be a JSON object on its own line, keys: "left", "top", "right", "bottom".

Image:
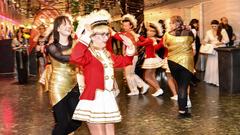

{"left": 220, "top": 17, "right": 236, "bottom": 46}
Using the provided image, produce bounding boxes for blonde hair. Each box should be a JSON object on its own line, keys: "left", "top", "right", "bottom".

{"left": 170, "top": 15, "right": 184, "bottom": 29}
{"left": 92, "top": 25, "right": 109, "bottom": 35}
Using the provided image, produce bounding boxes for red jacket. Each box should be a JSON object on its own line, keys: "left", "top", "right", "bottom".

{"left": 136, "top": 36, "right": 164, "bottom": 58}
{"left": 70, "top": 42, "right": 133, "bottom": 100}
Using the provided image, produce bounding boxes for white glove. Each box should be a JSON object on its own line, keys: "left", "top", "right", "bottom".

{"left": 76, "top": 17, "right": 92, "bottom": 46}
{"left": 119, "top": 34, "right": 136, "bottom": 56}
{"left": 78, "top": 24, "right": 92, "bottom": 46}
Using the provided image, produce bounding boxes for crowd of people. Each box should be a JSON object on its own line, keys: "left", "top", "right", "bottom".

{"left": 10, "top": 9, "right": 236, "bottom": 135}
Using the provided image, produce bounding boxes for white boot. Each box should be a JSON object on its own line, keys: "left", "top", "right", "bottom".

{"left": 170, "top": 95, "right": 178, "bottom": 100}
{"left": 151, "top": 88, "right": 164, "bottom": 97}
{"left": 186, "top": 96, "right": 192, "bottom": 108}
{"left": 141, "top": 84, "right": 149, "bottom": 94}
{"left": 127, "top": 90, "right": 139, "bottom": 96}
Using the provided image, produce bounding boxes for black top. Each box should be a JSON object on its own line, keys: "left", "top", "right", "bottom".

{"left": 220, "top": 23, "right": 234, "bottom": 46}
{"left": 169, "top": 28, "right": 194, "bottom": 38}
{"left": 46, "top": 43, "right": 71, "bottom": 63}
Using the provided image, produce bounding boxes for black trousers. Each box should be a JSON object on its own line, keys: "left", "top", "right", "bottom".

{"left": 28, "top": 50, "right": 38, "bottom": 76}
{"left": 16, "top": 50, "right": 28, "bottom": 84}
{"left": 168, "top": 60, "right": 193, "bottom": 112}
{"left": 52, "top": 85, "right": 82, "bottom": 135}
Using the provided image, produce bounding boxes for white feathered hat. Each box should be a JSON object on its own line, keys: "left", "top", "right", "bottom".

{"left": 147, "top": 21, "right": 163, "bottom": 37}
{"left": 122, "top": 14, "right": 137, "bottom": 29}
{"left": 75, "top": 9, "right": 112, "bottom": 38}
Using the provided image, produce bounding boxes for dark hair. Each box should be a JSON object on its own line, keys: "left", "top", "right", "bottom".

{"left": 211, "top": 20, "right": 222, "bottom": 42}
{"left": 149, "top": 24, "right": 159, "bottom": 38}
{"left": 122, "top": 19, "right": 134, "bottom": 29}
{"left": 158, "top": 19, "right": 166, "bottom": 35}
{"left": 15, "top": 27, "right": 24, "bottom": 41}
{"left": 53, "top": 16, "right": 72, "bottom": 45}
{"left": 189, "top": 19, "right": 199, "bottom": 30}
{"left": 37, "top": 35, "right": 46, "bottom": 45}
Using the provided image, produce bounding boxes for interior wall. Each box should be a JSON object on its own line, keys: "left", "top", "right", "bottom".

{"left": 144, "top": 0, "right": 240, "bottom": 44}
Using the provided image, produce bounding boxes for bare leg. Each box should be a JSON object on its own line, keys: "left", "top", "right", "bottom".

{"left": 125, "top": 65, "right": 139, "bottom": 95}
{"left": 105, "top": 123, "right": 115, "bottom": 135}
{"left": 187, "top": 85, "right": 192, "bottom": 108}
{"left": 166, "top": 73, "right": 177, "bottom": 96}
{"left": 87, "top": 123, "right": 105, "bottom": 135}
{"left": 144, "top": 69, "right": 160, "bottom": 92}
{"left": 187, "top": 85, "right": 190, "bottom": 95}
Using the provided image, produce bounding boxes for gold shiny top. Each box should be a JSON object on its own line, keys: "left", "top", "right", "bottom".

{"left": 164, "top": 32, "right": 194, "bottom": 73}
{"left": 48, "top": 45, "right": 77, "bottom": 106}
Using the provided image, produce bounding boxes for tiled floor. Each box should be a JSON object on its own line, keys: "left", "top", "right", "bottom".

{"left": 0, "top": 71, "right": 240, "bottom": 135}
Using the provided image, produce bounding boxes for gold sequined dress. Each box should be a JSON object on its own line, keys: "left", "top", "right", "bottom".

{"left": 164, "top": 32, "right": 194, "bottom": 73}
{"left": 48, "top": 43, "right": 77, "bottom": 106}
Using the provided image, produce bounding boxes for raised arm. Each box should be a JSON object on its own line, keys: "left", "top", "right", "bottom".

{"left": 70, "top": 42, "right": 92, "bottom": 67}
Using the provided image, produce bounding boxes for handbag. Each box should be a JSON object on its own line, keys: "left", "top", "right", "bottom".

{"left": 199, "top": 43, "right": 214, "bottom": 54}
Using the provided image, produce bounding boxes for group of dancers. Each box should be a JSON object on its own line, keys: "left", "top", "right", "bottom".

{"left": 34, "top": 9, "right": 195, "bottom": 135}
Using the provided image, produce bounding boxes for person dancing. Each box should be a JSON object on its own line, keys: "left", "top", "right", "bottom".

{"left": 164, "top": 16, "right": 194, "bottom": 118}
{"left": 136, "top": 21, "right": 165, "bottom": 97}
{"left": 119, "top": 14, "right": 149, "bottom": 96}
{"left": 46, "top": 16, "right": 81, "bottom": 134}
{"left": 70, "top": 10, "right": 135, "bottom": 135}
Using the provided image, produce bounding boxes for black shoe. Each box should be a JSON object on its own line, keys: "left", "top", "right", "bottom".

{"left": 190, "top": 81, "right": 197, "bottom": 87}
{"left": 178, "top": 113, "right": 192, "bottom": 119}
{"left": 193, "top": 76, "right": 200, "bottom": 82}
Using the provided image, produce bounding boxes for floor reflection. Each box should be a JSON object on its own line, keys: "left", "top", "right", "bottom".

{"left": 0, "top": 71, "right": 240, "bottom": 135}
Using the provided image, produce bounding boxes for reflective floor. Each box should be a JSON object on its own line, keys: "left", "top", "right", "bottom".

{"left": 0, "top": 70, "right": 240, "bottom": 135}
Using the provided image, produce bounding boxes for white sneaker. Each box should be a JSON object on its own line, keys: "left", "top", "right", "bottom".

{"left": 127, "top": 91, "right": 139, "bottom": 96}
{"left": 186, "top": 97, "right": 192, "bottom": 108}
{"left": 156, "top": 76, "right": 161, "bottom": 81}
{"left": 141, "top": 84, "right": 149, "bottom": 94}
{"left": 151, "top": 89, "right": 164, "bottom": 97}
{"left": 170, "top": 95, "right": 178, "bottom": 100}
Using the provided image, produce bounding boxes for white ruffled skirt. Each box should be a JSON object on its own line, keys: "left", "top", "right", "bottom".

{"left": 142, "top": 55, "right": 164, "bottom": 69}
{"left": 72, "top": 89, "right": 121, "bottom": 123}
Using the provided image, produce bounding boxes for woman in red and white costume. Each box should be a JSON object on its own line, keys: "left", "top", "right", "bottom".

{"left": 116, "top": 14, "right": 150, "bottom": 96}
{"left": 136, "top": 22, "right": 165, "bottom": 97}
{"left": 70, "top": 10, "right": 135, "bottom": 135}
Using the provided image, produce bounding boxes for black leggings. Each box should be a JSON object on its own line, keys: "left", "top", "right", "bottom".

{"left": 16, "top": 50, "right": 28, "bottom": 84}
{"left": 52, "top": 85, "right": 82, "bottom": 135}
{"left": 168, "top": 60, "right": 193, "bottom": 112}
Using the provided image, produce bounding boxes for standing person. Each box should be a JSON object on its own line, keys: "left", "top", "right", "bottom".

{"left": 203, "top": 20, "right": 229, "bottom": 86}
{"left": 164, "top": 16, "right": 194, "bottom": 118}
{"left": 11, "top": 28, "right": 28, "bottom": 84}
{"left": 29, "top": 25, "right": 46, "bottom": 76}
{"left": 157, "top": 19, "right": 178, "bottom": 100}
{"left": 47, "top": 16, "right": 81, "bottom": 135}
{"left": 189, "top": 19, "right": 201, "bottom": 70}
{"left": 220, "top": 17, "right": 236, "bottom": 46}
{"left": 35, "top": 35, "right": 47, "bottom": 76}
{"left": 189, "top": 19, "right": 201, "bottom": 87}
{"left": 70, "top": 10, "right": 135, "bottom": 135}
{"left": 120, "top": 14, "right": 149, "bottom": 96}
{"left": 136, "top": 21, "right": 165, "bottom": 97}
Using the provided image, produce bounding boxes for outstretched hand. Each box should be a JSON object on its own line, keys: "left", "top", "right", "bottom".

{"left": 119, "top": 34, "right": 133, "bottom": 49}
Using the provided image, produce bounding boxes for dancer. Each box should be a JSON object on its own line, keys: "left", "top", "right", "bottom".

{"left": 47, "top": 16, "right": 81, "bottom": 134}
{"left": 70, "top": 10, "right": 135, "bottom": 135}
{"left": 164, "top": 16, "right": 194, "bottom": 118}
{"left": 136, "top": 21, "right": 165, "bottom": 97}
{"left": 120, "top": 14, "right": 149, "bottom": 96}
{"left": 157, "top": 19, "right": 178, "bottom": 100}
